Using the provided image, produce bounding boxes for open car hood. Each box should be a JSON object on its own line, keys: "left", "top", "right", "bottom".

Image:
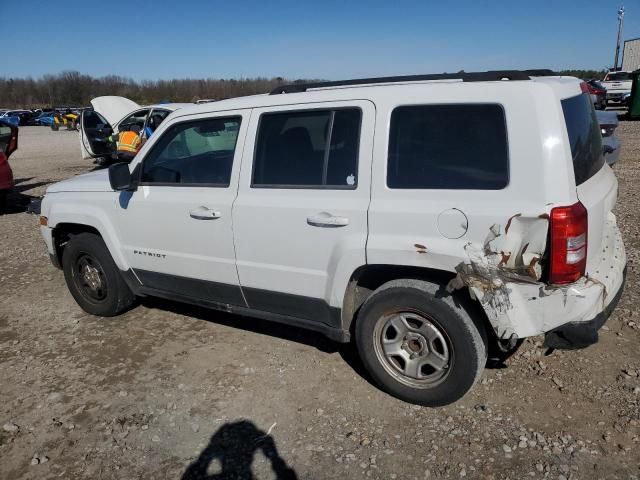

{"left": 90, "top": 96, "right": 140, "bottom": 127}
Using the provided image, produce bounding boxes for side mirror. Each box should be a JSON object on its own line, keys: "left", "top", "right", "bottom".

{"left": 109, "top": 162, "right": 136, "bottom": 191}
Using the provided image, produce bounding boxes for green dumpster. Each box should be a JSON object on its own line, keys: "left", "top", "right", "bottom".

{"left": 626, "top": 70, "right": 640, "bottom": 118}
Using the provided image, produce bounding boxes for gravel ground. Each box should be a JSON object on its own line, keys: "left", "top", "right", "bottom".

{"left": 1, "top": 126, "right": 639, "bottom": 480}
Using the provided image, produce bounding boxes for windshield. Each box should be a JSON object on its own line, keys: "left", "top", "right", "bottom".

{"left": 605, "top": 72, "right": 631, "bottom": 81}
{"left": 562, "top": 93, "right": 604, "bottom": 185}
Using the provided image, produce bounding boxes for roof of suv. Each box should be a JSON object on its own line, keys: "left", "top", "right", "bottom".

{"left": 171, "top": 70, "right": 582, "bottom": 119}
{"left": 145, "top": 103, "right": 192, "bottom": 111}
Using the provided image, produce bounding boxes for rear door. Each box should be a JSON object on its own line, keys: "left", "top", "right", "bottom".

{"left": 232, "top": 101, "right": 374, "bottom": 327}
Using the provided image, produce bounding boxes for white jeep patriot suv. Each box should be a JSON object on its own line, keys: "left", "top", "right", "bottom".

{"left": 40, "top": 70, "right": 627, "bottom": 406}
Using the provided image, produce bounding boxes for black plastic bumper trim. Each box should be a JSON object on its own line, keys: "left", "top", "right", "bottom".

{"left": 544, "top": 267, "right": 627, "bottom": 350}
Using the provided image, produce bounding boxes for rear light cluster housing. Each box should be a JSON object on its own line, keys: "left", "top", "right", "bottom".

{"left": 549, "top": 202, "right": 588, "bottom": 285}
{"left": 586, "top": 84, "right": 605, "bottom": 95}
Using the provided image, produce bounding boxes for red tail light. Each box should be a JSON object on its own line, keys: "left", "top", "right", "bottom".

{"left": 580, "top": 82, "right": 590, "bottom": 94}
{"left": 549, "top": 202, "right": 588, "bottom": 285}
{"left": 587, "top": 84, "right": 605, "bottom": 95}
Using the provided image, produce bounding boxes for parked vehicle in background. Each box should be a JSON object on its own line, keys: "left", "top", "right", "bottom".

{"left": 33, "top": 111, "right": 55, "bottom": 126}
{"left": 0, "top": 110, "right": 23, "bottom": 126}
{"left": 40, "top": 70, "right": 626, "bottom": 406}
{"left": 51, "top": 110, "right": 79, "bottom": 131}
{"left": 0, "top": 115, "right": 19, "bottom": 126}
{"left": 79, "top": 96, "right": 189, "bottom": 164}
{"left": 16, "top": 111, "right": 40, "bottom": 126}
{"left": 0, "top": 120, "right": 18, "bottom": 212}
{"left": 596, "top": 110, "right": 621, "bottom": 166}
{"left": 602, "top": 71, "right": 632, "bottom": 107}
{"left": 586, "top": 80, "right": 606, "bottom": 110}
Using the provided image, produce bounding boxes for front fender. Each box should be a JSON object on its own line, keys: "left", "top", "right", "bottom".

{"left": 45, "top": 194, "right": 129, "bottom": 271}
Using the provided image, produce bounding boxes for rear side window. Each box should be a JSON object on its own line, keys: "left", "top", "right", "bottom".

{"left": 141, "top": 117, "right": 241, "bottom": 186}
{"left": 252, "top": 108, "right": 361, "bottom": 188}
{"left": 561, "top": 94, "right": 604, "bottom": 185}
{"left": 387, "top": 104, "right": 509, "bottom": 189}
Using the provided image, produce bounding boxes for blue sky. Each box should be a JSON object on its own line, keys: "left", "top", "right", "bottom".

{"left": 2, "top": 0, "right": 634, "bottom": 80}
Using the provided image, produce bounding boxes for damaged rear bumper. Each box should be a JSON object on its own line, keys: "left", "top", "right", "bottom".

{"left": 543, "top": 266, "right": 626, "bottom": 349}
{"left": 449, "top": 212, "right": 627, "bottom": 343}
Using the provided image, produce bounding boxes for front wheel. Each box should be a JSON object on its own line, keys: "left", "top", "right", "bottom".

{"left": 51, "top": 123, "right": 59, "bottom": 131}
{"left": 62, "top": 233, "right": 136, "bottom": 316}
{"left": 355, "top": 279, "right": 487, "bottom": 406}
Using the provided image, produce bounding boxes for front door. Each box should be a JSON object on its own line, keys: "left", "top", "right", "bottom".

{"left": 79, "top": 110, "right": 114, "bottom": 159}
{"left": 114, "top": 110, "right": 251, "bottom": 306}
{"left": 232, "top": 101, "right": 374, "bottom": 328}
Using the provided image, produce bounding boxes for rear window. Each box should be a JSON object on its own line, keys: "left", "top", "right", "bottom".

{"left": 387, "top": 104, "right": 509, "bottom": 189}
{"left": 604, "top": 72, "right": 631, "bottom": 81}
{"left": 561, "top": 94, "right": 604, "bottom": 185}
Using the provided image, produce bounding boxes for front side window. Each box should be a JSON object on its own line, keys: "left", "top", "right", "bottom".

{"left": 252, "top": 108, "right": 361, "bottom": 188}
{"left": 387, "top": 104, "right": 509, "bottom": 189}
{"left": 141, "top": 117, "right": 241, "bottom": 186}
{"left": 120, "top": 109, "right": 150, "bottom": 131}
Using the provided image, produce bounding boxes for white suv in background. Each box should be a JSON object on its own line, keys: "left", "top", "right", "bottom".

{"left": 39, "top": 71, "right": 626, "bottom": 406}
{"left": 602, "top": 70, "right": 633, "bottom": 107}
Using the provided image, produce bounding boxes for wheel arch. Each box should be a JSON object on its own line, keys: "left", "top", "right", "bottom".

{"left": 51, "top": 221, "right": 128, "bottom": 272}
{"left": 341, "top": 264, "right": 493, "bottom": 343}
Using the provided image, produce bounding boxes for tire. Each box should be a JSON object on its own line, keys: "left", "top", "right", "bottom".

{"left": 93, "top": 156, "right": 109, "bottom": 167}
{"left": 355, "top": 279, "right": 487, "bottom": 407}
{"left": 51, "top": 123, "right": 59, "bottom": 131}
{"left": 0, "top": 190, "right": 7, "bottom": 214}
{"left": 62, "top": 233, "right": 136, "bottom": 316}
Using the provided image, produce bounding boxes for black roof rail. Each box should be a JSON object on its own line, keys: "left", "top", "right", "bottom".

{"left": 270, "top": 69, "right": 556, "bottom": 95}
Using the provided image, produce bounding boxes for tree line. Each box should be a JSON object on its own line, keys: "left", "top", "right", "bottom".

{"left": 0, "top": 69, "right": 608, "bottom": 109}
{"left": 0, "top": 71, "right": 298, "bottom": 109}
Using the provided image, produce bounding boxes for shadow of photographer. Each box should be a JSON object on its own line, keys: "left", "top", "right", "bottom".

{"left": 182, "top": 420, "right": 298, "bottom": 480}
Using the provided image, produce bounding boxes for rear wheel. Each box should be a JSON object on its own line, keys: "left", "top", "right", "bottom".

{"left": 355, "top": 279, "right": 487, "bottom": 406}
{"left": 51, "top": 123, "right": 59, "bottom": 131}
{"left": 62, "top": 233, "right": 136, "bottom": 316}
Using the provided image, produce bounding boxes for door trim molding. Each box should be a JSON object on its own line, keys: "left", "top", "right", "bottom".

{"left": 122, "top": 269, "right": 349, "bottom": 343}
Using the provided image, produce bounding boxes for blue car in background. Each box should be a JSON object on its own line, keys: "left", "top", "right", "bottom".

{"left": 0, "top": 112, "right": 20, "bottom": 126}
{"left": 33, "top": 112, "right": 55, "bottom": 126}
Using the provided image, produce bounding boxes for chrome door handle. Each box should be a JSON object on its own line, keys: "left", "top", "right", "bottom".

{"left": 306, "top": 212, "right": 349, "bottom": 228}
{"left": 189, "top": 207, "right": 221, "bottom": 220}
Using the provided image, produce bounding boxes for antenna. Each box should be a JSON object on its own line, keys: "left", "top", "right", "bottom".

{"left": 614, "top": 6, "right": 625, "bottom": 70}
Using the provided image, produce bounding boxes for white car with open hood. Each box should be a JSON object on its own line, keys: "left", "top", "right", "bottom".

{"left": 41, "top": 71, "right": 626, "bottom": 406}
{"left": 79, "top": 96, "right": 190, "bottom": 163}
